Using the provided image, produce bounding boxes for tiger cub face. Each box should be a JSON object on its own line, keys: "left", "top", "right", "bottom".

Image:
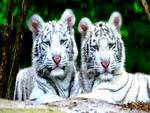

{"left": 28, "top": 9, "right": 78, "bottom": 78}
{"left": 78, "top": 12, "right": 125, "bottom": 81}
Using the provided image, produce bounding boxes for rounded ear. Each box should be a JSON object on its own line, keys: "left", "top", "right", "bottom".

{"left": 78, "top": 17, "right": 93, "bottom": 36}
{"left": 108, "top": 11, "right": 122, "bottom": 32}
{"left": 28, "top": 14, "right": 44, "bottom": 39}
{"left": 60, "top": 9, "right": 75, "bottom": 35}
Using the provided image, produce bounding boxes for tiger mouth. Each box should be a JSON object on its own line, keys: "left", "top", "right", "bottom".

{"left": 48, "top": 66, "right": 65, "bottom": 72}
{"left": 103, "top": 72, "right": 109, "bottom": 75}
{"left": 54, "top": 66, "right": 65, "bottom": 70}
{"left": 102, "top": 70, "right": 113, "bottom": 75}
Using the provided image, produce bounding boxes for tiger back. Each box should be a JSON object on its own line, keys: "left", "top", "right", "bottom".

{"left": 13, "top": 66, "right": 36, "bottom": 101}
{"left": 77, "top": 11, "right": 150, "bottom": 104}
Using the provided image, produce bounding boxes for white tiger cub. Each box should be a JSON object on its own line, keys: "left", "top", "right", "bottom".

{"left": 14, "top": 9, "right": 81, "bottom": 103}
{"left": 29, "top": 9, "right": 81, "bottom": 104}
{"left": 77, "top": 11, "right": 150, "bottom": 104}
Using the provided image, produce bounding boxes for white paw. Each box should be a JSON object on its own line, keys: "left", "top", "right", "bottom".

{"left": 29, "top": 93, "right": 65, "bottom": 104}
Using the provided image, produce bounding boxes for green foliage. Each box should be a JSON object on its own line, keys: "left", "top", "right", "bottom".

{"left": 0, "top": 1, "right": 8, "bottom": 26}
{"left": 1, "top": 0, "right": 150, "bottom": 74}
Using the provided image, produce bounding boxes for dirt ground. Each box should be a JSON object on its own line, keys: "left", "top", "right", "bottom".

{"left": 0, "top": 98, "right": 149, "bottom": 113}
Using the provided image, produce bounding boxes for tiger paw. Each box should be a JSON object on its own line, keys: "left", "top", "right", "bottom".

{"left": 29, "top": 93, "right": 65, "bottom": 104}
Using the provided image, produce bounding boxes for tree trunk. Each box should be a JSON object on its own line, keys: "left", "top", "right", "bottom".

{"left": 142, "top": 0, "right": 150, "bottom": 23}
{"left": 0, "top": 0, "right": 28, "bottom": 99}
{"left": 5, "top": 0, "right": 28, "bottom": 100}
{"left": 0, "top": 0, "right": 14, "bottom": 99}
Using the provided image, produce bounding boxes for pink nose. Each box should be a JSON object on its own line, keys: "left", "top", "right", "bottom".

{"left": 101, "top": 62, "right": 109, "bottom": 69}
{"left": 53, "top": 57, "right": 61, "bottom": 64}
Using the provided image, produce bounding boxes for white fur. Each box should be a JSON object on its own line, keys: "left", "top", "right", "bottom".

{"left": 13, "top": 9, "right": 81, "bottom": 103}
{"left": 78, "top": 72, "right": 150, "bottom": 104}
{"left": 77, "top": 11, "right": 150, "bottom": 104}
{"left": 13, "top": 66, "right": 36, "bottom": 101}
{"left": 28, "top": 9, "right": 80, "bottom": 104}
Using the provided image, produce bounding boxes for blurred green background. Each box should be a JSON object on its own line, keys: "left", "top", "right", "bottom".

{"left": 0, "top": 0, "right": 150, "bottom": 74}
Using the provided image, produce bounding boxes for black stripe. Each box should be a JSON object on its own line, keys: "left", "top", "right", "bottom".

{"left": 96, "top": 74, "right": 131, "bottom": 94}
{"left": 36, "top": 80, "right": 47, "bottom": 93}
{"left": 56, "top": 73, "right": 67, "bottom": 81}
{"left": 34, "top": 41, "right": 39, "bottom": 56}
{"left": 59, "top": 23, "right": 64, "bottom": 29}
{"left": 94, "top": 30, "right": 99, "bottom": 38}
{"left": 147, "top": 77, "right": 150, "bottom": 98}
{"left": 79, "top": 70, "right": 96, "bottom": 93}
{"left": 111, "top": 74, "right": 130, "bottom": 92}
{"left": 94, "top": 26, "right": 97, "bottom": 32}
{"left": 37, "top": 68, "right": 75, "bottom": 98}
{"left": 46, "top": 31, "right": 51, "bottom": 36}
{"left": 135, "top": 74, "right": 140, "bottom": 101}
{"left": 44, "top": 24, "right": 49, "bottom": 31}
{"left": 135, "top": 82, "right": 140, "bottom": 101}
{"left": 37, "top": 71, "right": 60, "bottom": 96}
{"left": 70, "top": 37, "right": 74, "bottom": 61}
{"left": 79, "top": 71, "right": 86, "bottom": 92}
{"left": 85, "top": 44, "right": 89, "bottom": 62}
{"left": 135, "top": 74, "right": 148, "bottom": 101}
{"left": 15, "top": 80, "right": 19, "bottom": 100}
{"left": 115, "top": 74, "right": 133, "bottom": 104}
{"left": 68, "top": 70, "right": 75, "bottom": 97}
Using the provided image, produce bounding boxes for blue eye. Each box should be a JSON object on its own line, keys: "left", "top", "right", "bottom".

{"left": 109, "top": 43, "right": 114, "bottom": 49}
{"left": 91, "top": 45, "right": 99, "bottom": 51}
{"left": 60, "top": 39, "right": 67, "bottom": 45}
{"left": 44, "top": 41, "right": 50, "bottom": 46}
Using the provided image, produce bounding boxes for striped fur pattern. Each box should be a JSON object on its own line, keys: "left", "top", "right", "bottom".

{"left": 28, "top": 9, "right": 81, "bottom": 104}
{"left": 77, "top": 11, "right": 150, "bottom": 104}
{"left": 13, "top": 66, "right": 36, "bottom": 101}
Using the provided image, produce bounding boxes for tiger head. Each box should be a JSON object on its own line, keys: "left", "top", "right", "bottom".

{"left": 78, "top": 12, "right": 125, "bottom": 81}
{"left": 28, "top": 9, "right": 78, "bottom": 78}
